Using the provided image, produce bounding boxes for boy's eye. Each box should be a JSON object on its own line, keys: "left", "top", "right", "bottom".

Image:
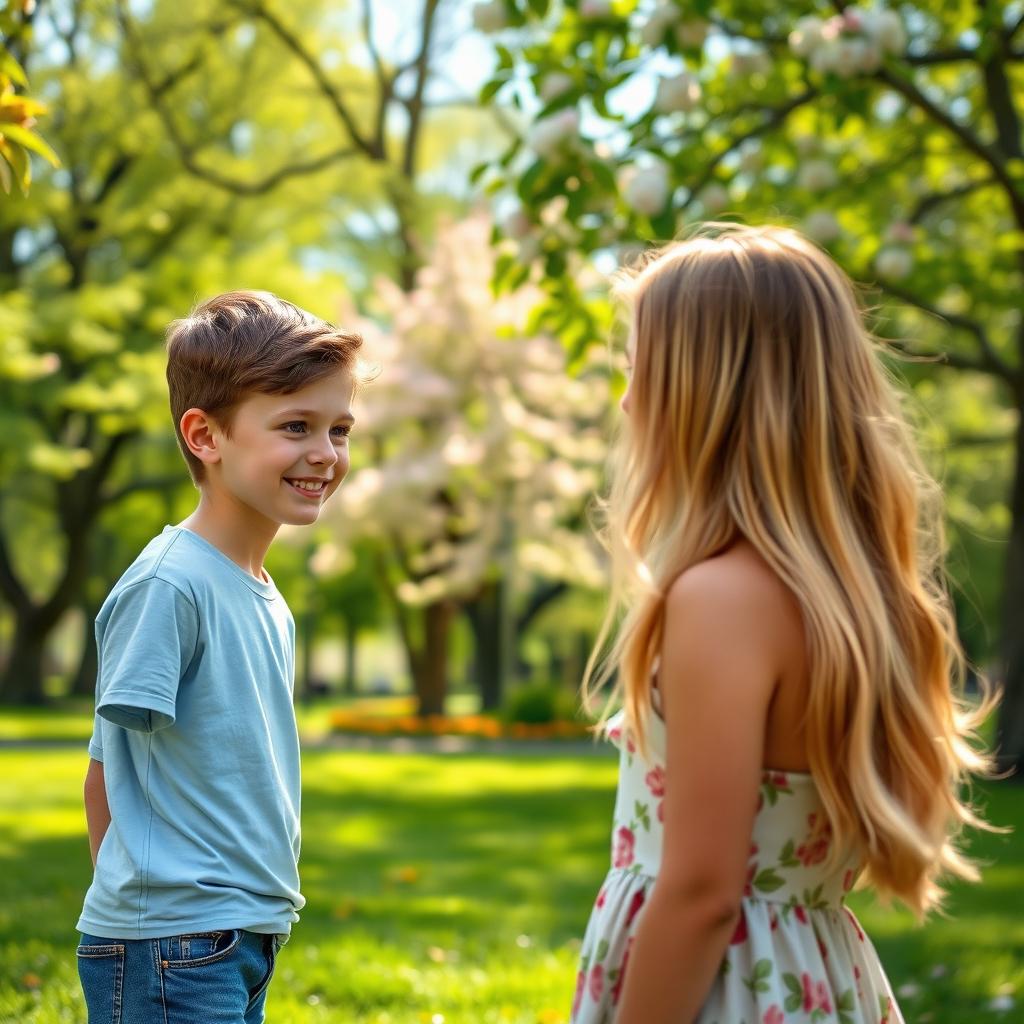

{"left": 330, "top": 425, "right": 352, "bottom": 440}
{"left": 283, "top": 422, "right": 307, "bottom": 434}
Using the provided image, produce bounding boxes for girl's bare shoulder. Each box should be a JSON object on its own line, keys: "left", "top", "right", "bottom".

{"left": 664, "top": 540, "right": 804, "bottom": 664}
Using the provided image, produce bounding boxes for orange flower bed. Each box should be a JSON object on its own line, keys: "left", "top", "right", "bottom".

{"left": 328, "top": 709, "right": 591, "bottom": 741}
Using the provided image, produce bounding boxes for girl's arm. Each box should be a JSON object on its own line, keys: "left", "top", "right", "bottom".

{"left": 84, "top": 758, "right": 110, "bottom": 868}
{"left": 613, "top": 556, "right": 782, "bottom": 1024}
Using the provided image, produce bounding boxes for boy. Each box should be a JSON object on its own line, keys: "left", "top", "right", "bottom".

{"left": 76, "top": 290, "right": 361, "bottom": 1023}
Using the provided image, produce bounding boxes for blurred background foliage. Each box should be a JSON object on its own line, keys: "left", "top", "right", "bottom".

{"left": 0, "top": 0, "right": 1018, "bottom": 756}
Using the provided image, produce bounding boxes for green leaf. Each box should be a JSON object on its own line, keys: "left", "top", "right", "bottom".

{"left": 753, "top": 867, "right": 786, "bottom": 894}
{"left": 0, "top": 122, "right": 60, "bottom": 167}
{"left": 0, "top": 50, "right": 27, "bottom": 88}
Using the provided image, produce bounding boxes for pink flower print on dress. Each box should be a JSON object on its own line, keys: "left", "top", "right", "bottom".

{"left": 644, "top": 765, "right": 666, "bottom": 797}
{"left": 607, "top": 724, "right": 622, "bottom": 744}
{"left": 742, "top": 843, "right": 760, "bottom": 897}
{"left": 572, "top": 969, "right": 585, "bottom": 1017}
{"left": 729, "top": 909, "right": 748, "bottom": 945}
{"left": 595, "top": 886, "right": 607, "bottom": 909}
{"left": 610, "top": 937, "right": 633, "bottom": 1006}
{"left": 842, "top": 868, "right": 856, "bottom": 892}
{"left": 844, "top": 907, "right": 866, "bottom": 942}
{"left": 801, "top": 973, "right": 832, "bottom": 1014}
{"left": 613, "top": 827, "right": 636, "bottom": 869}
{"left": 796, "top": 811, "right": 832, "bottom": 867}
{"left": 588, "top": 963, "right": 604, "bottom": 1002}
{"left": 625, "top": 887, "right": 646, "bottom": 927}
{"left": 763, "top": 1007, "right": 785, "bottom": 1024}
{"left": 794, "top": 904, "right": 808, "bottom": 925}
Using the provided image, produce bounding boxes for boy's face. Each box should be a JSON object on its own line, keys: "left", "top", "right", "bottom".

{"left": 207, "top": 367, "right": 355, "bottom": 528}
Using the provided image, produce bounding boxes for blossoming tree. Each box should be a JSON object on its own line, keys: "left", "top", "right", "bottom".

{"left": 319, "top": 213, "right": 609, "bottom": 715}
{"left": 473, "top": 1, "right": 1024, "bottom": 772}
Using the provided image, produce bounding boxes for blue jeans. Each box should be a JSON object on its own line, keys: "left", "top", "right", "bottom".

{"left": 77, "top": 929, "right": 281, "bottom": 1024}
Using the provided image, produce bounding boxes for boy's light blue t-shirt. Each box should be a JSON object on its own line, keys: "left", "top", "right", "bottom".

{"left": 77, "top": 525, "right": 304, "bottom": 940}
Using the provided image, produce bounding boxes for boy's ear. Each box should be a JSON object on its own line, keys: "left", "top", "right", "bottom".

{"left": 179, "top": 408, "right": 223, "bottom": 467}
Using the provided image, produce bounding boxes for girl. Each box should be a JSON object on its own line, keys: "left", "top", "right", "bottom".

{"left": 571, "top": 224, "right": 994, "bottom": 1024}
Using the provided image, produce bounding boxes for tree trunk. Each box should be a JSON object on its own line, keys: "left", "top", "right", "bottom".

{"left": 996, "top": 399, "right": 1024, "bottom": 776}
{"left": 413, "top": 599, "right": 452, "bottom": 716}
{"left": 69, "top": 603, "right": 100, "bottom": 697}
{"left": 465, "top": 581, "right": 504, "bottom": 711}
{"left": 1, "top": 611, "right": 50, "bottom": 704}
{"left": 343, "top": 616, "right": 358, "bottom": 695}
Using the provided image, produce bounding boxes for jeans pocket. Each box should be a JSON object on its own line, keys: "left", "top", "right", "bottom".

{"left": 161, "top": 928, "right": 242, "bottom": 968}
{"left": 77, "top": 937, "right": 125, "bottom": 1024}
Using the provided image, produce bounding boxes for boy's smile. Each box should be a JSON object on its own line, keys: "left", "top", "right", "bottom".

{"left": 196, "top": 367, "right": 356, "bottom": 530}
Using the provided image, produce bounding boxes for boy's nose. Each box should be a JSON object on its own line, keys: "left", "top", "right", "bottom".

{"left": 308, "top": 438, "right": 339, "bottom": 466}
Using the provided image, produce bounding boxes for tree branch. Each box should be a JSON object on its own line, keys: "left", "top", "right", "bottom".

{"left": 360, "top": 0, "right": 393, "bottom": 153}
{"left": 231, "top": 0, "right": 382, "bottom": 159}
{"left": 873, "top": 280, "right": 1017, "bottom": 380}
{"left": 101, "top": 475, "right": 189, "bottom": 506}
{"left": 116, "top": 0, "right": 361, "bottom": 195}
{"left": 401, "top": 0, "right": 441, "bottom": 181}
{"left": 909, "top": 177, "right": 995, "bottom": 222}
{"left": 682, "top": 88, "right": 818, "bottom": 205}
{"left": 875, "top": 67, "right": 1024, "bottom": 225}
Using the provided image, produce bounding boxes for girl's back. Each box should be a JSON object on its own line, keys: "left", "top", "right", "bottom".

{"left": 571, "top": 223, "right": 993, "bottom": 1024}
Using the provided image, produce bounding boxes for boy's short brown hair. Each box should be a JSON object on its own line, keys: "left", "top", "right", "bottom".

{"left": 166, "top": 290, "right": 363, "bottom": 484}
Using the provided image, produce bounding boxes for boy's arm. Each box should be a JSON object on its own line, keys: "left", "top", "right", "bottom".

{"left": 83, "top": 758, "right": 110, "bottom": 868}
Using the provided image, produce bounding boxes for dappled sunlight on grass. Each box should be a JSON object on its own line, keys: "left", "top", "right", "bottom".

{"left": 0, "top": 748, "right": 1020, "bottom": 1022}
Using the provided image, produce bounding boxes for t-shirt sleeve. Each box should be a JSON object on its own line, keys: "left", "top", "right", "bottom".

{"left": 88, "top": 712, "right": 103, "bottom": 761}
{"left": 95, "top": 576, "right": 199, "bottom": 733}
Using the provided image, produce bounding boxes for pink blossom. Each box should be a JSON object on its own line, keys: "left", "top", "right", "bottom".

{"left": 595, "top": 886, "right": 606, "bottom": 909}
{"left": 794, "top": 904, "right": 808, "bottom": 925}
{"left": 644, "top": 765, "right": 666, "bottom": 797}
{"left": 613, "top": 827, "right": 636, "bottom": 869}
{"left": 763, "top": 1007, "right": 785, "bottom": 1024}
{"left": 730, "top": 909, "right": 748, "bottom": 945}
{"left": 588, "top": 963, "right": 604, "bottom": 1002}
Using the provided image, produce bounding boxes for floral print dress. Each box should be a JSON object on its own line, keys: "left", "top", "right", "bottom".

{"left": 571, "top": 705, "right": 903, "bottom": 1024}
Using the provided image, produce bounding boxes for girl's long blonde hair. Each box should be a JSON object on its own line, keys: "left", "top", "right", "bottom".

{"left": 584, "top": 222, "right": 994, "bottom": 916}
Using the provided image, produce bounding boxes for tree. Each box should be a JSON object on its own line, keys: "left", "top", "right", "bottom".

{"left": 323, "top": 213, "right": 609, "bottom": 714}
{"left": 0, "top": 0, "right": 369, "bottom": 701}
{"left": 0, "top": 0, "right": 59, "bottom": 196}
{"left": 475, "top": 1, "right": 1024, "bottom": 771}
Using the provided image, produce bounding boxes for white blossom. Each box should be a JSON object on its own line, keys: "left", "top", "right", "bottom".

{"left": 539, "top": 72, "right": 574, "bottom": 103}
{"left": 640, "top": 3, "right": 676, "bottom": 48}
{"left": 698, "top": 183, "right": 729, "bottom": 213}
{"left": 803, "top": 211, "right": 842, "bottom": 243}
{"left": 501, "top": 206, "right": 532, "bottom": 240}
{"left": 866, "top": 9, "right": 907, "bottom": 55}
{"left": 653, "top": 71, "right": 702, "bottom": 114}
{"left": 788, "top": 16, "right": 826, "bottom": 57}
{"left": 528, "top": 108, "right": 579, "bottom": 159}
{"left": 797, "top": 159, "right": 838, "bottom": 192}
{"left": 875, "top": 247, "right": 913, "bottom": 279}
{"left": 622, "top": 163, "right": 670, "bottom": 216}
{"left": 579, "top": 0, "right": 611, "bottom": 19}
{"left": 884, "top": 221, "right": 916, "bottom": 245}
{"left": 471, "top": 0, "right": 507, "bottom": 34}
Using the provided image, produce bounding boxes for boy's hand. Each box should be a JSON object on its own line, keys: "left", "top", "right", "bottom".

{"left": 83, "top": 758, "right": 110, "bottom": 868}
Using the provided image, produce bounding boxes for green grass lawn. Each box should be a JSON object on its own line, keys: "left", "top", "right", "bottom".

{"left": 0, "top": 746, "right": 1021, "bottom": 1023}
